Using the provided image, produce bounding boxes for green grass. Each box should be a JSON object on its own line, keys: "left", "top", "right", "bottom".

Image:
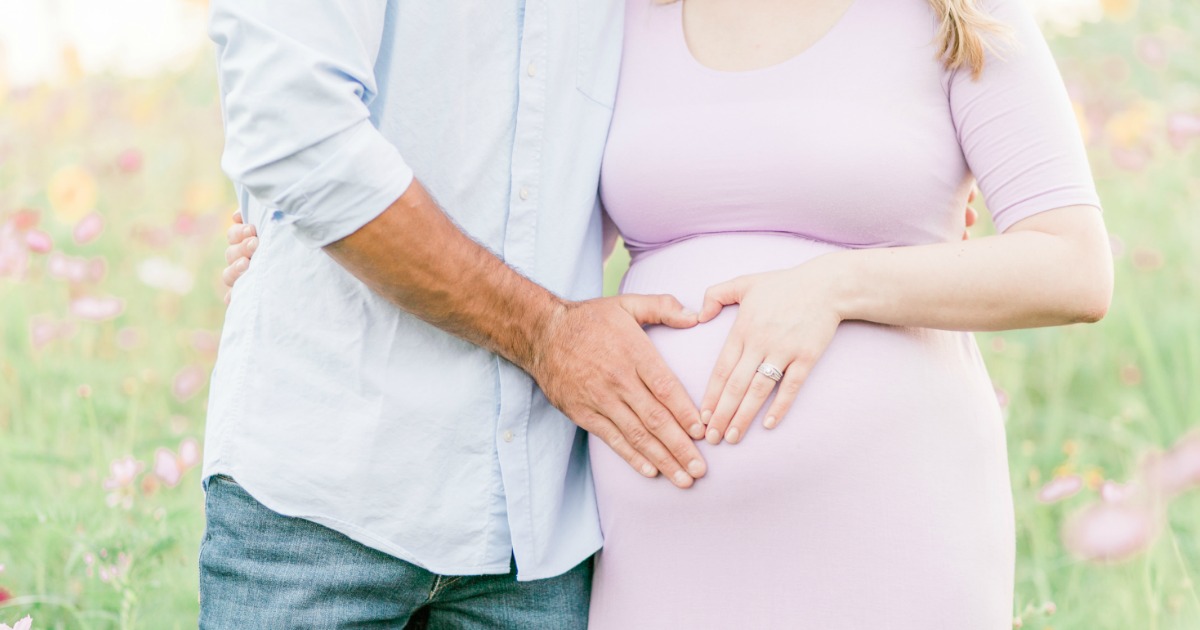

{"left": 1, "top": 2, "right": 1198, "bottom": 627}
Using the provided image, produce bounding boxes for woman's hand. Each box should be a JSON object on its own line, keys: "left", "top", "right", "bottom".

{"left": 697, "top": 257, "right": 845, "bottom": 445}
{"left": 222, "top": 211, "right": 258, "bottom": 304}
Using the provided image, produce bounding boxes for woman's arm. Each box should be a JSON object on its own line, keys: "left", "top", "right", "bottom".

{"left": 820, "top": 205, "right": 1111, "bottom": 330}
{"left": 695, "top": 204, "right": 1111, "bottom": 446}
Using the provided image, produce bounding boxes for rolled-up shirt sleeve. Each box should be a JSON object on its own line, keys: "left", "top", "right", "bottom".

{"left": 209, "top": 0, "right": 414, "bottom": 248}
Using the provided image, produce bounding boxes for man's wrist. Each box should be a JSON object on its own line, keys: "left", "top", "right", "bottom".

{"left": 519, "top": 293, "right": 571, "bottom": 376}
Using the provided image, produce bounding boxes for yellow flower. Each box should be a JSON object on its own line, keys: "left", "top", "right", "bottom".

{"left": 1101, "top": 0, "right": 1137, "bottom": 22}
{"left": 1083, "top": 467, "right": 1105, "bottom": 490}
{"left": 1105, "top": 101, "right": 1155, "bottom": 149}
{"left": 47, "top": 165, "right": 98, "bottom": 224}
{"left": 1072, "top": 102, "right": 1090, "bottom": 144}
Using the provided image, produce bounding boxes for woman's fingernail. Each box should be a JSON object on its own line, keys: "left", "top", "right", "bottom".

{"left": 725, "top": 427, "right": 741, "bottom": 444}
{"left": 641, "top": 463, "right": 657, "bottom": 477}
{"left": 764, "top": 415, "right": 777, "bottom": 429}
{"left": 700, "top": 410, "right": 712, "bottom": 425}
{"left": 687, "top": 460, "right": 706, "bottom": 477}
{"left": 673, "top": 471, "right": 692, "bottom": 487}
{"left": 688, "top": 423, "right": 705, "bottom": 440}
{"left": 706, "top": 427, "right": 721, "bottom": 444}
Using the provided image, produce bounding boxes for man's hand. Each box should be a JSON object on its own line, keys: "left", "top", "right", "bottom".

{"left": 531, "top": 295, "right": 707, "bottom": 488}
{"left": 964, "top": 187, "right": 979, "bottom": 240}
{"left": 222, "top": 211, "right": 258, "bottom": 304}
{"left": 319, "top": 179, "right": 708, "bottom": 488}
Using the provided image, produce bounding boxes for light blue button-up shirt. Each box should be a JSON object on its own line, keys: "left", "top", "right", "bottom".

{"left": 203, "top": 0, "right": 623, "bottom": 580}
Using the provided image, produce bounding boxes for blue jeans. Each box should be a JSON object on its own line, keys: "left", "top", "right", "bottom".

{"left": 198, "top": 475, "right": 592, "bottom": 629}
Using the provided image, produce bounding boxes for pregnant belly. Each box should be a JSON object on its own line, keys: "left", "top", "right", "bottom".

{"left": 593, "top": 232, "right": 1010, "bottom": 523}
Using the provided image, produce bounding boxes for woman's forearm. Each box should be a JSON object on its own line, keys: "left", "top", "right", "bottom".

{"left": 825, "top": 205, "right": 1113, "bottom": 332}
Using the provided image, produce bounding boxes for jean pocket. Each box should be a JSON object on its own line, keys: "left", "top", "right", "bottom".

{"left": 576, "top": 0, "right": 623, "bottom": 108}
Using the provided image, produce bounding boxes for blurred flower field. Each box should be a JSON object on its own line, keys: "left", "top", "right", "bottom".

{"left": 1, "top": 0, "right": 1198, "bottom": 628}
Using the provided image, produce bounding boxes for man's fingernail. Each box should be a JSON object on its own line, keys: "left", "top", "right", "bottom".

{"left": 641, "top": 463, "right": 657, "bottom": 477}
{"left": 236, "top": 258, "right": 249, "bottom": 271}
{"left": 687, "top": 460, "right": 705, "bottom": 477}
{"left": 246, "top": 237, "right": 259, "bottom": 251}
{"left": 688, "top": 423, "right": 705, "bottom": 440}
{"left": 725, "top": 427, "right": 741, "bottom": 444}
{"left": 700, "top": 409, "right": 712, "bottom": 425}
{"left": 764, "top": 415, "right": 778, "bottom": 429}
{"left": 672, "top": 471, "right": 692, "bottom": 487}
{"left": 681, "top": 309, "right": 698, "bottom": 319}
{"left": 706, "top": 427, "right": 721, "bottom": 444}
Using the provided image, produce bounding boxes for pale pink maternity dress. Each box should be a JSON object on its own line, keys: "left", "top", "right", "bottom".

{"left": 588, "top": 0, "right": 1100, "bottom": 627}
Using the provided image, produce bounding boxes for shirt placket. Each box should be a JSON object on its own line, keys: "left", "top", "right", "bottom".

{"left": 496, "top": 0, "right": 547, "bottom": 575}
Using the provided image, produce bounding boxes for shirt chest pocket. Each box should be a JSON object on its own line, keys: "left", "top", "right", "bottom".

{"left": 576, "top": 0, "right": 623, "bottom": 108}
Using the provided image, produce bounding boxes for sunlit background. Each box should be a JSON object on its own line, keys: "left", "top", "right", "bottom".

{"left": 1, "top": 0, "right": 1197, "bottom": 628}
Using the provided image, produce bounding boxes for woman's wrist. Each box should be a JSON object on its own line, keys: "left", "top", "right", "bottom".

{"left": 807, "top": 250, "right": 863, "bottom": 323}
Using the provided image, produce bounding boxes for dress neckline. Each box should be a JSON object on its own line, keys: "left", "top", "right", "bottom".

{"left": 674, "top": 0, "right": 863, "bottom": 76}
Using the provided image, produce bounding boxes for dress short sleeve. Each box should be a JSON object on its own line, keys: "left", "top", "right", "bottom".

{"left": 947, "top": 0, "right": 1101, "bottom": 233}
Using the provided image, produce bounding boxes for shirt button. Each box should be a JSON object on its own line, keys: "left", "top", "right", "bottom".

{"left": 518, "top": 187, "right": 530, "bottom": 201}
{"left": 527, "top": 62, "right": 538, "bottom": 78}
{"left": 502, "top": 431, "right": 514, "bottom": 443}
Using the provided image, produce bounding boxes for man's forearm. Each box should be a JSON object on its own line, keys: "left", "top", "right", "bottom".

{"left": 324, "top": 178, "right": 564, "bottom": 371}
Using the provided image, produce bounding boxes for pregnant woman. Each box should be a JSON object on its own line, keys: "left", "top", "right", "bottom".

{"left": 586, "top": 0, "right": 1109, "bottom": 627}
{"left": 221, "top": 0, "right": 1111, "bottom": 626}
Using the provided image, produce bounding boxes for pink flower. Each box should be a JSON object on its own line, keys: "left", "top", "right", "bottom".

{"left": 70, "top": 295, "right": 125, "bottom": 321}
{"left": 48, "top": 252, "right": 106, "bottom": 284}
{"left": 1062, "top": 499, "right": 1162, "bottom": 562}
{"left": 180, "top": 438, "right": 201, "bottom": 468}
{"left": 0, "top": 227, "right": 29, "bottom": 279}
{"left": 29, "top": 316, "right": 78, "bottom": 350}
{"left": 116, "top": 327, "right": 144, "bottom": 350}
{"left": 1135, "top": 36, "right": 1167, "bottom": 69}
{"left": 1038, "top": 475, "right": 1083, "bottom": 504}
{"left": 102, "top": 457, "right": 143, "bottom": 491}
{"left": 191, "top": 330, "right": 219, "bottom": 355}
{"left": 154, "top": 448, "right": 183, "bottom": 487}
{"left": 1141, "top": 431, "right": 1200, "bottom": 497}
{"left": 0, "top": 615, "right": 32, "bottom": 630}
{"left": 24, "top": 230, "right": 52, "bottom": 253}
{"left": 116, "top": 149, "right": 142, "bottom": 173}
{"left": 172, "top": 365, "right": 207, "bottom": 402}
{"left": 1100, "top": 480, "right": 1137, "bottom": 503}
{"left": 73, "top": 213, "right": 104, "bottom": 245}
{"left": 1167, "top": 112, "right": 1200, "bottom": 151}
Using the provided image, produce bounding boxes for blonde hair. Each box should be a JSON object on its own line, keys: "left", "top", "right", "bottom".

{"left": 928, "top": 0, "right": 1008, "bottom": 79}
{"left": 663, "top": 0, "right": 1008, "bottom": 80}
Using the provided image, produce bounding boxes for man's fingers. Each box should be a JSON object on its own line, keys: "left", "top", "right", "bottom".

{"left": 618, "top": 294, "right": 698, "bottom": 329}
{"left": 231, "top": 210, "right": 244, "bottom": 225}
{"left": 705, "top": 354, "right": 759, "bottom": 444}
{"left": 637, "top": 357, "right": 705, "bottom": 442}
{"left": 583, "top": 413, "right": 658, "bottom": 479}
{"left": 965, "top": 205, "right": 978, "bottom": 228}
{"left": 222, "top": 257, "right": 249, "bottom": 288}
{"left": 609, "top": 399, "right": 696, "bottom": 489}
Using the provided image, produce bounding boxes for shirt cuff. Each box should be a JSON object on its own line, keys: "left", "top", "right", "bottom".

{"left": 271, "top": 120, "right": 415, "bottom": 248}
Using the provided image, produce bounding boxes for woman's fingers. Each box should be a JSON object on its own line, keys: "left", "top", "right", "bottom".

{"left": 699, "top": 332, "right": 743, "bottom": 427}
{"left": 698, "top": 277, "right": 747, "bottom": 323}
{"left": 705, "top": 354, "right": 760, "bottom": 444}
{"left": 762, "top": 364, "right": 807, "bottom": 430}
{"left": 725, "top": 357, "right": 788, "bottom": 443}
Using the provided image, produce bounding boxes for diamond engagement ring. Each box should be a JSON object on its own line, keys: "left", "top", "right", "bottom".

{"left": 756, "top": 363, "right": 784, "bottom": 382}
